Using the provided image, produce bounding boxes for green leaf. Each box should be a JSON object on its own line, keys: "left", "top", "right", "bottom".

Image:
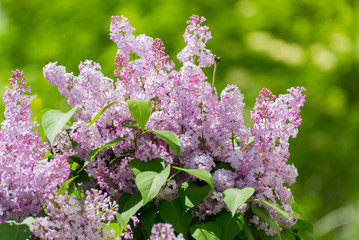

{"left": 127, "top": 99, "right": 152, "bottom": 129}
{"left": 106, "top": 219, "right": 122, "bottom": 237}
{"left": 78, "top": 136, "right": 123, "bottom": 173}
{"left": 296, "top": 229, "right": 316, "bottom": 240}
{"left": 42, "top": 105, "right": 79, "bottom": 146}
{"left": 295, "top": 219, "right": 314, "bottom": 233}
{"left": 89, "top": 101, "right": 121, "bottom": 127}
{"left": 251, "top": 206, "right": 282, "bottom": 240}
{"left": 291, "top": 201, "right": 303, "bottom": 217}
{"left": 0, "top": 217, "right": 36, "bottom": 240}
{"left": 179, "top": 182, "right": 211, "bottom": 212}
{"left": 116, "top": 192, "right": 143, "bottom": 232}
{"left": 135, "top": 165, "right": 171, "bottom": 205}
{"left": 57, "top": 176, "right": 78, "bottom": 195}
{"left": 152, "top": 130, "right": 181, "bottom": 157}
{"left": 190, "top": 222, "right": 222, "bottom": 240}
{"left": 172, "top": 167, "right": 214, "bottom": 189}
{"left": 243, "top": 219, "right": 255, "bottom": 240}
{"left": 273, "top": 228, "right": 296, "bottom": 240}
{"left": 140, "top": 203, "right": 162, "bottom": 236}
{"left": 255, "top": 198, "right": 290, "bottom": 220}
{"left": 159, "top": 198, "right": 192, "bottom": 236}
{"left": 34, "top": 108, "right": 51, "bottom": 143}
{"left": 223, "top": 187, "right": 255, "bottom": 216}
{"left": 129, "top": 158, "right": 165, "bottom": 176}
{"left": 215, "top": 212, "right": 244, "bottom": 240}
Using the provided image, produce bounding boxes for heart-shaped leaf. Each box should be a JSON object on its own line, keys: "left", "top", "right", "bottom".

{"left": 129, "top": 158, "right": 165, "bottom": 176}
{"left": 127, "top": 99, "right": 152, "bottom": 129}
{"left": 223, "top": 187, "right": 255, "bottom": 216}
{"left": 42, "top": 105, "right": 79, "bottom": 145}
{"left": 135, "top": 165, "right": 171, "bottom": 205}
{"left": 0, "top": 217, "right": 36, "bottom": 240}
{"left": 159, "top": 198, "right": 192, "bottom": 236}
{"left": 179, "top": 182, "right": 211, "bottom": 212}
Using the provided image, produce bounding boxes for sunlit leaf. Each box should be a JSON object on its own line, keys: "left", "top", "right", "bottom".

{"left": 223, "top": 187, "right": 255, "bottom": 216}
{"left": 42, "top": 105, "right": 79, "bottom": 146}
{"left": 135, "top": 165, "right": 170, "bottom": 205}
{"left": 127, "top": 99, "right": 152, "bottom": 129}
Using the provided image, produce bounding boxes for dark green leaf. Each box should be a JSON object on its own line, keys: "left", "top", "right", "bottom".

{"left": 251, "top": 206, "right": 282, "bottom": 240}
{"left": 243, "top": 219, "right": 255, "bottom": 240}
{"left": 173, "top": 167, "right": 214, "bottom": 189}
{"left": 127, "top": 99, "right": 152, "bottom": 129}
{"left": 179, "top": 182, "right": 211, "bottom": 212}
{"left": 89, "top": 101, "right": 121, "bottom": 127}
{"left": 135, "top": 165, "right": 171, "bottom": 205}
{"left": 117, "top": 192, "right": 143, "bottom": 232}
{"left": 297, "top": 229, "right": 316, "bottom": 240}
{"left": 190, "top": 222, "right": 222, "bottom": 240}
{"left": 129, "top": 158, "right": 165, "bottom": 176}
{"left": 223, "top": 187, "right": 255, "bottom": 216}
{"left": 0, "top": 217, "right": 36, "bottom": 240}
{"left": 273, "top": 228, "right": 296, "bottom": 240}
{"left": 159, "top": 198, "right": 192, "bottom": 236}
{"left": 215, "top": 212, "right": 244, "bottom": 240}
{"left": 141, "top": 203, "right": 162, "bottom": 236}
{"left": 255, "top": 198, "right": 290, "bottom": 220}
{"left": 42, "top": 105, "right": 79, "bottom": 145}
{"left": 152, "top": 130, "right": 181, "bottom": 157}
{"left": 78, "top": 136, "right": 123, "bottom": 173}
{"left": 296, "top": 219, "right": 314, "bottom": 233}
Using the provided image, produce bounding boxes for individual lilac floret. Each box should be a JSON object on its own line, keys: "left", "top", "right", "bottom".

{"left": 0, "top": 70, "right": 70, "bottom": 223}
{"left": 31, "top": 189, "right": 119, "bottom": 240}
{"left": 150, "top": 223, "right": 185, "bottom": 240}
{"left": 177, "top": 14, "right": 214, "bottom": 67}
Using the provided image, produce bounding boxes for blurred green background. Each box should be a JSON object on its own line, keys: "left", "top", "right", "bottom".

{"left": 1, "top": 0, "right": 358, "bottom": 239}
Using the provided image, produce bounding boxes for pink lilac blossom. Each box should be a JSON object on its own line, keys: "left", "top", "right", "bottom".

{"left": 0, "top": 70, "right": 70, "bottom": 223}
{"left": 41, "top": 14, "right": 306, "bottom": 234}
{"left": 31, "top": 189, "right": 119, "bottom": 240}
{"left": 150, "top": 223, "right": 185, "bottom": 240}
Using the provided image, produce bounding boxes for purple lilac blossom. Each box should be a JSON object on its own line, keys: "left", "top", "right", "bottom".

{"left": 31, "top": 189, "right": 119, "bottom": 240}
{"left": 0, "top": 70, "right": 70, "bottom": 223}
{"left": 42, "top": 14, "right": 306, "bottom": 234}
{"left": 150, "top": 223, "right": 185, "bottom": 240}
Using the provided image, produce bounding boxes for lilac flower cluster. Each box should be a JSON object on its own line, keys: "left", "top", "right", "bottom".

{"left": 150, "top": 223, "right": 185, "bottom": 240}
{"left": 41, "top": 14, "right": 306, "bottom": 234}
{"left": 31, "top": 189, "right": 119, "bottom": 240}
{"left": 0, "top": 70, "right": 70, "bottom": 223}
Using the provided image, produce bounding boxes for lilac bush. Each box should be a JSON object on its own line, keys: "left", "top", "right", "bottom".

{"left": 0, "top": 14, "right": 312, "bottom": 240}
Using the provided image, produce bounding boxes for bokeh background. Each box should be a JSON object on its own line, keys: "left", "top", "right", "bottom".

{"left": 1, "top": 0, "right": 358, "bottom": 239}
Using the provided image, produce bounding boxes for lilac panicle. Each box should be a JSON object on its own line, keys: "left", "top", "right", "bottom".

{"left": 177, "top": 14, "right": 214, "bottom": 67}
{"left": 150, "top": 223, "right": 185, "bottom": 240}
{"left": 0, "top": 70, "right": 70, "bottom": 223}
{"left": 31, "top": 189, "right": 119, "bottom": 240}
